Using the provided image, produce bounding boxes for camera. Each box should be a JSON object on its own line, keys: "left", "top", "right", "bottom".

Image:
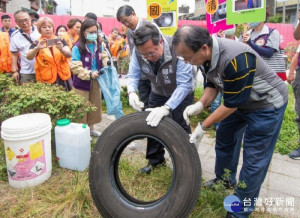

{"left": 46, "top": 38, "right": 60, "bottom": 47}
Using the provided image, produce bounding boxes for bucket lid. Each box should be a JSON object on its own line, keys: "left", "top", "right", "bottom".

{"left": 56, "top": 119, "right": 71, "bottom": 126}
{"left": 1, "top": 113, "right": 52, "bottom": 141}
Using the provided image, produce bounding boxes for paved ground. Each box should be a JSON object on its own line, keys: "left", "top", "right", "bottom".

{"left": 95, "top": 114, "right": 300, "bottom": 218}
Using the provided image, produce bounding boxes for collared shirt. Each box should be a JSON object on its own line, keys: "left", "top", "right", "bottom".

{"left": 127, "top": 18, "right": 162, "bottom": 55}
{"left": 1, "top": 27, "right": 16, "bottom": 37}
{"left": 127, "top": 45, "right": 193, "bottom": 110}
{"left": 10, "top": 26, "right": 40, "bottom": 74}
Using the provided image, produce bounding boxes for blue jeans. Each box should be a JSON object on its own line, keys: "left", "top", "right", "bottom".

{"left": 215, "top": 103, "right": 287, "bottom": 217}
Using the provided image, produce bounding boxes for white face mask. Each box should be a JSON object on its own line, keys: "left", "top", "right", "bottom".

{"left": 249, "top": 22, "right": 260, "bottom": 28}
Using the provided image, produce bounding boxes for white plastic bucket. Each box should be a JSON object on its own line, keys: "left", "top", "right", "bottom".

{"left": 55, "top": 119, "right": 91, "bottom": 172}
{"left": 1, "top": 113, "right": 52, "bottom": 188}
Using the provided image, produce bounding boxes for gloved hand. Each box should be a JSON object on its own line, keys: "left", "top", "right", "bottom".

{"left": 129, "top": 92, "right": 144, "bottom": 111}
{"left": 146, "top": 106, "right": 170, "bottom": 127}
{"left": 190, "top": 123, "right": 206, "bottom": 147}
{"left": 183, "top": 101, "right": 203, "bottom": 125}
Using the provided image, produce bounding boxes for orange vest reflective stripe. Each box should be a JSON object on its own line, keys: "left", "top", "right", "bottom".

{"left": 35, "top": 36, "right": 71, "bottom": 83}
{"left": 0, "top": 32, "right": 12, "bottom": 73}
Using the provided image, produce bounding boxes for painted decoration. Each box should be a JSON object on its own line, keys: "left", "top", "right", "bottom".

{"left": 226, "top": 0, "right": 266, "bottom": 24}
{"left": 147, "top": 0, "right": 178, "bottom": 35}
{"left": 205, "top": 0, "right": 234, "bottom": 34}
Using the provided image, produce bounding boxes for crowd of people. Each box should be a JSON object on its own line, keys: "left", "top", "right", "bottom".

{"left": 0, "top": 5, "right": 299, "bottom": 218}
{"left": 0, "top": 9, "right": 131, "bottom": 137}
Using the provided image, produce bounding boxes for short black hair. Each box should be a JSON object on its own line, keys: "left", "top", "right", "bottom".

{"left": 1, "top": 14, "right": 11, "bottom": 20}
{"left": 133, "top": 23, "right": 161, "bottom": 47}
{"left": 116, "top": 5, "right": 135, "bottom": 22}
{"left": 31, "top": 18, "right": 38, "bottom": 25}
{"left": 28, "top": 11, "right": 39, "bottom": 19}
{"left": 173, "top": 25, "right": 213, "bottom": 52}
{"left": 55, "top": 25, "right": 67, "bottom": 36}
{"left": 85, "top": 12, "right": 97, "bottom": 21}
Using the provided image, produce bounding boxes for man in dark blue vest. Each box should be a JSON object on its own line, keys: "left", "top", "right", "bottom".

{"left": 126, "top": 24, "right": 194, "bottom": 173}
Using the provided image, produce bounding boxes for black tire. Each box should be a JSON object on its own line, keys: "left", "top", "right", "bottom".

{"left": 89, "top": 112, "right": 201, "bottom": 218}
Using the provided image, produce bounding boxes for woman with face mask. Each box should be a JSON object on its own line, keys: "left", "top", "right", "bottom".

{"left": 241, "top": 9, "right": 286, "bottom": 81}
{"left": 70, "top": 19, "right": 104, "bottom": 137}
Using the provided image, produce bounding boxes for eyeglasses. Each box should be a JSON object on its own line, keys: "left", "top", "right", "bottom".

{"left": 177, "top": 46, "right": 203, "bottom": 63}
{"left": 17, "top": 18, "right": 30, "bottom": 24}
{"left": 141, "top": 51, "right": 157, "bottom": 59}
{"left": 121, "top": 15, "right": 132, "bottom": 26}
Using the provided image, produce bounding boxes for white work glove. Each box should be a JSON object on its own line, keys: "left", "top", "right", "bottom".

{"left": 190, "top": 123, "right": 206, "bottom": 150}
{"left": 183, "top": 101, "right": 204, "bottom": 125}
{"left": 129, "top": 92, "right": 144, "bottom": 111}
{"left": 146, "top": 106, "right": 170, "bottom": 127}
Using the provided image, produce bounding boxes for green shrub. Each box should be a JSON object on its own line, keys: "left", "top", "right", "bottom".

{"left": 0, "top": 74, "right": 95, "bottom": 126}
{"left": 0, "top": 74, "right": 14, "bottom": 103}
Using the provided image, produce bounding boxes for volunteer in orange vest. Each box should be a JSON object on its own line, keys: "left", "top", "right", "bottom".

{"left": 26, "top": 17, "right": 72, "bottom": 91}
{"left": 0, "top": 31, "right": 11, "bottom": 73}
{"left": 61, "top": 18, "right": 82, "bottom": 50}
{"left": 108, "top": 28, "right": 129, "bottom": 77}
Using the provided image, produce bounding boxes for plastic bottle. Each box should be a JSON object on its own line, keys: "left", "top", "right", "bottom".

{"left": 55, "top": 119, "right": 91, "bottom": 172}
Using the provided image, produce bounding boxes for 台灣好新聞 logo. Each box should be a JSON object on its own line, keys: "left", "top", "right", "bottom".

{"left": 223, "top": 195, "right": 242, "bottom": 212}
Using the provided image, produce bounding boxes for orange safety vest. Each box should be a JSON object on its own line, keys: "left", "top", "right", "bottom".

{"left": 109, "top": 37, "right": 125, "bottom": 58}
{"left": 0, "top": 32, "right": 12, "bottom": 73}
{"left": 61, "top": 31, "right": 79, "bottom": 50}
{"left": 35, "top": 36, "right": 71, "bottom": 84}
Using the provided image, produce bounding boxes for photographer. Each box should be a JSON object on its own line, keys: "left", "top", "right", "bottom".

{"left": 26, "top": 17, "right": 72, "bottom": 91}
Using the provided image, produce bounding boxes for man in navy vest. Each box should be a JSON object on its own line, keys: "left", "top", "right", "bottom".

{"left": 173, "top": 25, "right": 288, "bottom": 218}
{"left": 126, "top": 24, "right": 194, "bottom": 173}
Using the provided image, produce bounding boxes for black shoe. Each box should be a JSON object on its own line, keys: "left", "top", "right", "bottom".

{"left": 138, "top": 163, "right": 152, "bottom": 174}
{"left": 226, "top": 212, "right": 238, "bottom": 218}
{"left": 289, "top": 147, "right": 300, "bottom": 159}
{"left": 138, "top": 161, "right": 166, "bottom": 174}
{"left": 204, "top": 178, "right": 236, "bottom": 189}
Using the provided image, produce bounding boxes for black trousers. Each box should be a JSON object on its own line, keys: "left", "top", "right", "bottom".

{"left": 146, "top": 91, "right": 194, "bottom": 166}
{"left": 138, "top": 79, "right": 152, "bottom": 109}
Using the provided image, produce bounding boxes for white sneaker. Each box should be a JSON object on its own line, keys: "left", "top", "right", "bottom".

{"left": 90, "top": 129, "right": 102, "bottom": 137}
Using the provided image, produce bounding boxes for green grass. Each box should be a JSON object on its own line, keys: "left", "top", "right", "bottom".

{"left": 0, "top": 85, "right": 297, "bottom": 217}
{"left": 275, "top": 85, "right": 299, "bottom": 154}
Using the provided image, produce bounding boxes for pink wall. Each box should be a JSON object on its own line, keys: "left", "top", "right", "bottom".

{"left": 2, "top": 13, "right": 296, "bottom": 48}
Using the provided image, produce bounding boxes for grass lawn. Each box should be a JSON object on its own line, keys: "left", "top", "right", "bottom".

{"left": 0, "top": 85, "right": 297, "bottom": 217}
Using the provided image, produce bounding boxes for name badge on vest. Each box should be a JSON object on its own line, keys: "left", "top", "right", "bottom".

{"left": 85, "top": 57, "right": 89, "bottom": 62}
{"left": 255, "top": 38, "right": 266, "bottom": 47}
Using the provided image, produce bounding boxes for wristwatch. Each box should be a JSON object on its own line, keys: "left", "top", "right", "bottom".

{"left": 200, "top": 122, "right": 209, "bottom": 131}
